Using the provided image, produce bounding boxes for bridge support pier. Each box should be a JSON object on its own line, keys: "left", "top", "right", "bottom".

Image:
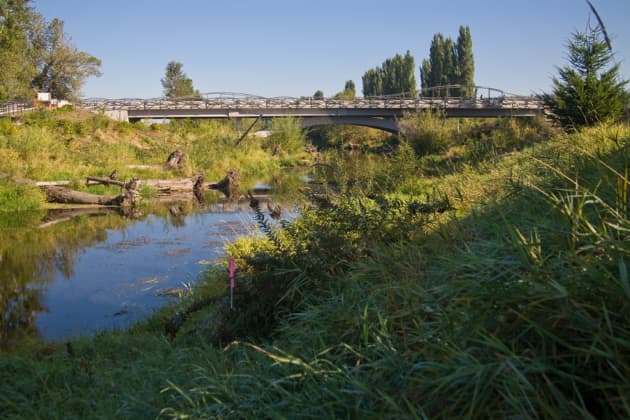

{"left": 104, "top": 110, "right": 129, "bottom": 122}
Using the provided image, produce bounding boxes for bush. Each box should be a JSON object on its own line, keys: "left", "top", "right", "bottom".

{"left": 0, "top": 182, "right": 45, "bottom": 211}
{"left": 399, "top": 110, "right": 454, "bottom": 155}
{"left": 264, "top": 117, "right": 306, "bottom": 155}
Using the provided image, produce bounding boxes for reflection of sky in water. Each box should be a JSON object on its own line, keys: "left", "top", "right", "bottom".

{"left": 37, "top": 211, "right": 255, "bottom": 340}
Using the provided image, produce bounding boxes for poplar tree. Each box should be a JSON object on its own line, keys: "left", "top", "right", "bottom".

{"left": 456, "top": 26, "right": 475, "bottom": 98}
{"left": 544, "top": 24, "right": 628, "bottom": 128}
{"left": 420, "top": 26, "right": 475, "bottom": 98}
{"left": 362, "top": 68, "right": 382, "bottom": 97}
{"left": 362, "top": 51, "right": 416, "bottom": 97}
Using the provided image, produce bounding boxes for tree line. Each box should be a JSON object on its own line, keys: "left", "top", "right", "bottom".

{"left": 0, "top": 0, "right": 101, "bottom": 101}
{"left": 361, "top": 25, "right": 474, "bottom": 98}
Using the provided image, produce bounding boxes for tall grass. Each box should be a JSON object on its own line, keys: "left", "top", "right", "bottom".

{"left": 157, "top": 123, "right": 630, "bottom": 418}
{"left": 1, "top": 120, "right": 629, "bottom": 418}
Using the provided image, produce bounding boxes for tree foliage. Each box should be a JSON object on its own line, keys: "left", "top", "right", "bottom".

{"left": 544, "top": 24, "right": 628, "bottom": 128}
{"left": 335, "top": 80, "right": 356, "bottom": 99}
{"left": 0, "top": 0, "right": 101, "bottom": 101}
{"left": 313, "top": 90, "right": 324, "bottom": 100}
{"left": 362, "top": 51, "right": 416, "bottom": 97}
{"left": 31, "top": 18, "right": 102, "bottom": 101}
{"left": 420, "top": 25, "right": 475, "bottom": 98}
{"left": 161, "top": 61, "right": 197, "bottom": 99}
{"left": 0, "top": 0, "right": 38, "bottom": 100}
{"left": 362, "top": 68, "right": 382, "bottom": 97}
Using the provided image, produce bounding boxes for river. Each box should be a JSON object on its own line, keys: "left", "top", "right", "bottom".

{"left": 0, "top": 193, "right": 290, "bottom": 349}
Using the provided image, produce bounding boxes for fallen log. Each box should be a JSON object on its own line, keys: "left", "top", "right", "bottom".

{"left": 41, "top": 185, "right": 120, "bottom": 205}
{"left": 141, "top": 174, "right": 206, "bottom": 194}
{"left": 34, "top": 180, "right": 71, "bottom": 187}
{"left": 41, "top": 177, "right": 141, "bottom": 207}
{"left": 86, "top": 174, "right": 206, "bottom": 194}
{"left": 86, "top": 176, "right": 126, "bottom": 187}
{"left": 125, "top": 164, "right": 165, "bottom": 170}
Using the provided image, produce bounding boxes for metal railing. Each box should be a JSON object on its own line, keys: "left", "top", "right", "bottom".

{"left": 0, "top": 100, "right": 34, "bottom": 117}
{"left": 78, "top": 86, "right": 544, "bottom": 113}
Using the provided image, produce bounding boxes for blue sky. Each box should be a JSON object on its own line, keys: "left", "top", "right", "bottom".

{"left": 35, "top": 0, "right": 630, "bottom": 99}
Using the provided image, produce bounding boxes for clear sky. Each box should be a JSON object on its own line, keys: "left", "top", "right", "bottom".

{"left": 34, "top": 0, "right": 630, "bottom": 99}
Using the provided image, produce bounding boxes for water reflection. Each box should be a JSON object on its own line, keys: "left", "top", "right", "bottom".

{"left": 0, "top": 188, "right": 302, "bottom": 349}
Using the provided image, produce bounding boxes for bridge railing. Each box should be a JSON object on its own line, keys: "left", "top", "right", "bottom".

{"left": 0, "top": 100, "right": 34, "bottom": 117}
{"left": 79, "top": 96, "right": 544, "bottom": 112}
{"left": 78, "top": 87, "right": 544, "bottom": 112}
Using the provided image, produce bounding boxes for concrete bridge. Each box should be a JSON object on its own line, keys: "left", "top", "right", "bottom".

{"left": 79, "top": 86, "right": 545, "bottom": 133}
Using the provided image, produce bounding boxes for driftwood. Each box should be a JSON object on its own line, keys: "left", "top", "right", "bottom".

{"left": 41, "top": 176, "right": 141, "bottom": 208}
{"left": 86, "top": 176, "right": 126, "bottom": 187}
{"left": 34, "top": 180, "right": 71, "bottom": 187}
{"left": 209, "top": 169, "right": 240, "bottom": 200}
{"left": 87, "top": 174, "right": 206, "bottom": 195}
{"left": 42, "top": 185, "right": 120, "bottom": 205}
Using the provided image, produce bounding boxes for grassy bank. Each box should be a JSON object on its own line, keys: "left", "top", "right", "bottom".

{"left": 1, "top": 117, "right": 629, "bottom": 418}
{"left": 0, "top": 108, "right": 310, "bottom": 209}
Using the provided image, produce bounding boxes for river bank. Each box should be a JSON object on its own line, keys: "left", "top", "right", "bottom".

{"left": 1, "top": 115, "right": 628, "bottom": 417}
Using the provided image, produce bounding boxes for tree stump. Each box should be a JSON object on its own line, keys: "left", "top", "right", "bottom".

{"left": 209, "top": 169, "right": 240, "bottom": 200}
{"left": 165, "top": 150, "right": 185, "bottom": 170}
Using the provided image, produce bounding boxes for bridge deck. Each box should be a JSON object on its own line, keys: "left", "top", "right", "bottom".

{"left": 80, "top": 96, "right": 544, "bottom": 122}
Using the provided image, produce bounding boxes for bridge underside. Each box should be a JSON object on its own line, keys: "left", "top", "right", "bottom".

{"left": 300, "top": 116, "right": 399, "bottom": 133}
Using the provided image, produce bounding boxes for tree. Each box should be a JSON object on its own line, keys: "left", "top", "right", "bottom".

{"left": 344, "top": 80, "right": 356, "bottom": 98}
{"left": 313, "top": 90, "right": 324, "bottom": 100}
{"left": 362, "top": 51, "right": 416, "bottom": 98}
{"left": 0, "top": 0, "right": 38, "bottom": 100}
{"left": 161, "top": 61, "right": 197, "bottom": 98}
{"left": 420, "top": 26, "right": 475, "bottom": 98}
{"left": 362, "top": 68, "right": 382, "bottom": 97}
{"left": 335, "top": 80, "right": 356, "bottom": 100}
{"left": 456, "top": 26, "right": 475, "bottom": 98}
{"left": 31, "top": 18, "right": 102, "bottom": 100}
{"left": 1, "top": 1, "right": 101, "bottom": 101}
{"left": 544, "top": 24, "right": 628, "bottom": 128}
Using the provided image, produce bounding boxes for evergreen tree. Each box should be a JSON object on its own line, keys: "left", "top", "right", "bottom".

{"left": 544, "top": 24, "right": 628, "bottom": 128}
{"left": 161, "top": 61, "right": 197, "bottom": 98}
{"left": 313, "top": 90, "right": 324, "bottom": 100}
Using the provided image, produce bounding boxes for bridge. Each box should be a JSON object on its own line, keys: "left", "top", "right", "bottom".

{"left": 2, "top": 86, "right": 545, "bottom": 133}
{"left": 79, "top": 86, "right": 544, "bottom": 133}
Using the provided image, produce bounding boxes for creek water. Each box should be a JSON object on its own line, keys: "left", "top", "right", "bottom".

{"left": 0, "top": 196, "right": 281, "bottom": 347}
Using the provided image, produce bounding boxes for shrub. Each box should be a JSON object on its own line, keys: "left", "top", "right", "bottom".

{"left": 399, "top": 110, "right": 454, "bottom": 155}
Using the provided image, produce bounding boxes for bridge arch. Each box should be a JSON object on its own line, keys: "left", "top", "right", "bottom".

{"left": 300, "top": 116, "right": 399, "bottom": 133}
